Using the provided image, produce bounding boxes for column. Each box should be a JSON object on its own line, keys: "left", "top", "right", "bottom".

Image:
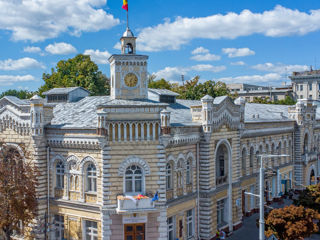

{"left": 118, "top": 123, "right": 121, "bottom": 142}
{"left": 135, "top": 123, "right": 139, "bottom": 141}
{"left": 147, "top": 123, "right": 150, "bottom": 141}
{"left": 141, "top": 123, "right": 144, "bottom": 141}
{"left": 112, "top": 124, "right": 115, "bottom": 142}
{"left": 129, "top": 123, "right": 133, "bottom": 141}
{"left": 152, "top": 123, "right": 156, "bottom": 141}
{"left": 124, "top": 123, "right": 127, "bottom": 141}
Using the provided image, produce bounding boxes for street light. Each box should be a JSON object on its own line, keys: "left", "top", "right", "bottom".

{"left": 257, "top": 154, "right": 289, "bottom": 240}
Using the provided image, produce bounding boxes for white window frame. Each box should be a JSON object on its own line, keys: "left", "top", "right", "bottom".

{"left": 166, "top": 163, "right": 173, "bottom": 190}
{"left": 86, "top": 164, "right": 97, "bottom": 193}
{"left": 84, "top": 220, "right": 98, "bottom": 240}
{"left": 217, "top": 198, "right": 227, "bottom": 228}
{"left": 54, "top": 215, "right": 64, "bottom": 240}
{"left": 124, "top": 164, "right": 144, "bottom": 194}
{"left": 167, "top": 216, "right": 175, "bottom": 240}
{"left": 186, "top": 160, "right": 192, "bottom": 185}
{"left": 56, "top": 161, "right": 64, "bottom": 189}
{"left": 186, "top": 209, "right": 194, "bottom": 238}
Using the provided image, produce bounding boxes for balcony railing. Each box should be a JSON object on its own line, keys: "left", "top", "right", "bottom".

{"left": 116, "top": 195, "right": 157, "bottom": 213}
{"left": 166, "top": 189, "right": 173, "bottom": 200}
{"left": 186, "top": 184, "right": 193, "bottom": 193}
{"left": 177, "top": 187, "right": 183, "bottom": 197}
{"left": 54, "top": 188, "right": 64, "bottom": 198}
{"left": 216, "top": 175, "right": 227, "bottom": 185}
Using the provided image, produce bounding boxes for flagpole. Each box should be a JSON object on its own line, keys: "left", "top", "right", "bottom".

{"left": 127, "top": 9, "right": 129, "bottom": 29}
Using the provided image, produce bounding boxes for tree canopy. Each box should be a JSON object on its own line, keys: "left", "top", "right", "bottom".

{"left": 148, "top": 76, "right": 230, "bottom": 100}
{"left": 265, "top": 205, "right": 320, "bottom": 240}
{"left": 0, "top": 90, "right": 35, "bottom": 99}
{"left": 38, "top": 54, "right": 109, "bottom": 96}
{"left": 0, "top": 144, "right": 38, "bottom": 240}
{"left": 294, "top": 183, "right": 320, "bottom": 213}
{"left": 250, "top": 95, "right": 296, "bottom": 105}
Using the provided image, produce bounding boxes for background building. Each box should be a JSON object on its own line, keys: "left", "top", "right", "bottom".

{"left": 290, "top": 69, "right": 320, "bottom": 100}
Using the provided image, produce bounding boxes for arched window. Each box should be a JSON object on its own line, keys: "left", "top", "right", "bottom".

{"left": 176, "top": 160, "right": 184, "bottom": 190}
{"left": 86, "top": 164, "right": 97, "bottom": 192}
{"left": 241, "top": 148, "right": 247, "bottom": 177}
{"left": 249, "top": 147, "right": 254, "bottom": 168}
{"left": 125, "top": 165, "right": 142, "bottom": 193}
{"left": 70, "top": 175, "right": 74, "bottom": 190}
{"left": 304, "top": 133, "right": 309, "bottom": 154}
{"left": 271, "top": 143, "right": 275, "bottom": 167}
{"left": 216, "top": 144, "right": 228, "bottom": 185}
{"left": 186, "top": 159, "right": 192, "bottom": 185}
{"left": 166, "top": 163, "right": 173, "bottom": 190}
{"left": 56, "top": 161, "right": 64, "bottom": 188}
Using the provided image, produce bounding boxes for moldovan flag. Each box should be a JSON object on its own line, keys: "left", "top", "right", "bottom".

{"left": 122, "top": 0, "right": 128, "bottom": 11}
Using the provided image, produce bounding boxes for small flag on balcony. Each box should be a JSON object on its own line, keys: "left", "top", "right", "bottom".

{"left": 151, "top": 192, "right": 159, "bottom": 202}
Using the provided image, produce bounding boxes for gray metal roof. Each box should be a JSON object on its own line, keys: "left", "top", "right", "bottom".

{"left": 3, "top": 96, "right": 30, "bottom": 105}
{"left": 148, "top": 88, "right": 179, "bottom": 96}
{"left": 51, "top": 96, "right": 110, "bottom": 128}
{"left": 245, "top": 103, "right": 292, "bottom": 122}
{"left": 168, "top": 99, "right": 201, "bottom": 126}
{"left": 98, "top": 98, "right": 168, "bottom": 107}
{"left": 42, "top": 87, "right": 90, "bottom": 95}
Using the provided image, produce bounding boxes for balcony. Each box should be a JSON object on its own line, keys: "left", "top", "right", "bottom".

{"left": 116, "top": 195, "right": 157, "bottom": 213}
{"left": 216, "top": 175, "right": 227, "bottom": 185}
{"left": 166, "top": 189, "right": 173, "bottom": 200}
{"left": 186, "top": 184, "right": 193, "bottom": 193}
{"left": 177, "top": 187, "right": 183, "bottom": 197}
{"left": 54, "top": 188, "right": 64, "bottom": 198}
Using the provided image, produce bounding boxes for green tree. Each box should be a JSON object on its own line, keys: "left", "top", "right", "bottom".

{"left": 0, "top": 144, "right": 38, "bottom": 240}
{"left": 39, "top": 54, "right": 109, "bottom": 96}
{"left": 175, "top": 76, "right": 230, "bottom": 100}
{"left": 0, "top": 90, "right": 35, "bottom": 99}
{"left": 265, "top": 205, "right": 320, "bottom": 240}
{"left": 250, "top": 96, "right": 296, "bottom": 105}
{"left": 294, "top": 183, "right": 320, "bottom": 213}
{"left": 148, "top": 78, "right": 173, "bottom": 90}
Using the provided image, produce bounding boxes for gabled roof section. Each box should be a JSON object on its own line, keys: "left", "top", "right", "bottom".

{"left": 0, "top": 96, "right": 30, "bottom": 106}
{"left": 148, "top": 88, "right": 179, "bottom": 96}
{"left": 42, "top": 87, "right": 90, "bottom": 95}
{"left": 245, "top": 103, "right": 291, "bottom": 122}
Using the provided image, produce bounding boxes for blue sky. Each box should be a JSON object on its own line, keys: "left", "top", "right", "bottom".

{"left": 1, "top": 0, "right": 320, "bottom": 92}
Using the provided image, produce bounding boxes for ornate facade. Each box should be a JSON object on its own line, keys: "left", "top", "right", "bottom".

{"left": 1, "top": 28, "right": 320, "bottom": 240}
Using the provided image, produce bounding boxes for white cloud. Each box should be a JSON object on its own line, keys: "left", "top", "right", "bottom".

{"left": 0, "top": 75, "right": 35, "bottom": 86}
{"left": 191, "top": 47, "right": 210, "bottom": 55}
{"left": 83, "top": 49, "right": 111, "bottom": 64}
{"left": 222, "top": 48, "right": 255, "bottom": 58}
{"left": 23, "top": 46, "right": 41, "bottom": 53}
{"left": 190, "top": 64, "right": 226, "bottom": 72}
{"left": 252, "top": 62, "right": 309, "bottom": 74}
{"left": 190, "top": 47, "right": 221, "bottom": 61}
{"left": 191, "top": 53, "right": 221, "bottom": 61}
{"left": 0, "top": 58, "right": 45, "bottom": 70}
{"left": 0, "top": 0, "right": 119, "bottom": 42}
{"left": 153, "top": 64, "right": 226, "bottom": 82}
{"left": 230, "top": 61, "right": 246, "bottom": 66}
{"left": 216, "top": 73, "right": 281, "bottom": 84}
{"left": 136, "top": 5, "right": 320, "bottom": 52}
{"left": 45, "top": 42, "right": 77, "bottom": 55}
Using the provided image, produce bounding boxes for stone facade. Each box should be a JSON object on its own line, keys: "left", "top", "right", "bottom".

{"left": 1, "top": 28, "right": 320, "bottom": 240}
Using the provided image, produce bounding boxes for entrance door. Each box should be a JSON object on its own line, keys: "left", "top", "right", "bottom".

{"left": 124, "top": 224, "right": 145, "bottom": 240}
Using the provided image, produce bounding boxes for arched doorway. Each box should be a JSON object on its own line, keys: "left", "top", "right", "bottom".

{"left": 310, "top": 169, "right": 316, "bottom": 185}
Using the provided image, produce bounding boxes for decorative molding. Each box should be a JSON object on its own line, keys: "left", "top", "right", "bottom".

{"left": 47, "top": 138, "right": 101, "bottom": 149}
{"left": 79, "top": 156, "right": 100, "bottom": 176}
{"left": 118, "top": 156, "right": 150, "bottom": 176}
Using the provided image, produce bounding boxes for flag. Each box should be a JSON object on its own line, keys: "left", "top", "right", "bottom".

{"left": 151, "top": 192, "right": 159, "bottom": 202}
{"left": 122, "top": 0, "right": 128, "bottom": 11}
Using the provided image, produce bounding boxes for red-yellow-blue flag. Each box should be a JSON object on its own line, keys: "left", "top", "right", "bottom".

{"left": 122, "top": 0, "right": 128, "bottom": 11}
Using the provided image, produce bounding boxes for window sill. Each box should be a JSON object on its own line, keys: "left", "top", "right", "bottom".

{"left": 85, "top": 191, "right": 97, "bottom": 195}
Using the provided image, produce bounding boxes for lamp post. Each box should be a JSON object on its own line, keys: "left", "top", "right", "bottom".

{"left": 245, "top": 154, "right": 289, "bottom": 240}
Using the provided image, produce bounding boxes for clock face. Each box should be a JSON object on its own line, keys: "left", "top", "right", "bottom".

{"left": 124, "top": 73, "right": 138, "bottom": 87}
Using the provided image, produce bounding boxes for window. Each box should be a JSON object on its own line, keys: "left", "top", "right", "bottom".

{"left": 300, "top": 84, "right": 303, "bottom": 91}
{"left": 56, "top": 161, "right": 64, "bottom": 188}
{"left": 249, "top": 147, "right": 254, "bottom": 168}
{"left": 241, "top": 148, "right": 247, "bottom": 176}
{"left": 54, "top": 215, "right": 64, "bottom": 240}
{"left": 176, "top": 160, "right": 183, "bottom": 189}
{"left": 167, "top": 216, "right": 175, "bottom": 240}
{"left": 86, "top": 164, "right": 97, "bottom": 192}
{"left": 85, "top": 220, "right": 98, "bottom": 240}
{"left": 166, "top": 163, "right": 173, "bottom": 189}
{"left": 309, "top": 94, "right": 313, "bottom": 99}
{"left": 300, "top": 95, "right": 303, "bottom": 99}
{"left": 186, "top": 160, "right": 192, "bottom": 184}
{"left": 186, "top": 209, "right": 194, "bottom": 238}
{"left": 217, "top": 199, "right": 227, "bottom": 227}
{"left": 125, "top": 165, "right": 142, "bottom": 193}
{"left": 216, "top": 144, "right": 228, "bottom": 178}
{"left": 309, "top": 84, "right": 313, "bottom": 91}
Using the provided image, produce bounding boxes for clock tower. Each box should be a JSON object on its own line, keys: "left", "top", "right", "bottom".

{"left": 109, "top": 28, "right": 149, "bottom": 100}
